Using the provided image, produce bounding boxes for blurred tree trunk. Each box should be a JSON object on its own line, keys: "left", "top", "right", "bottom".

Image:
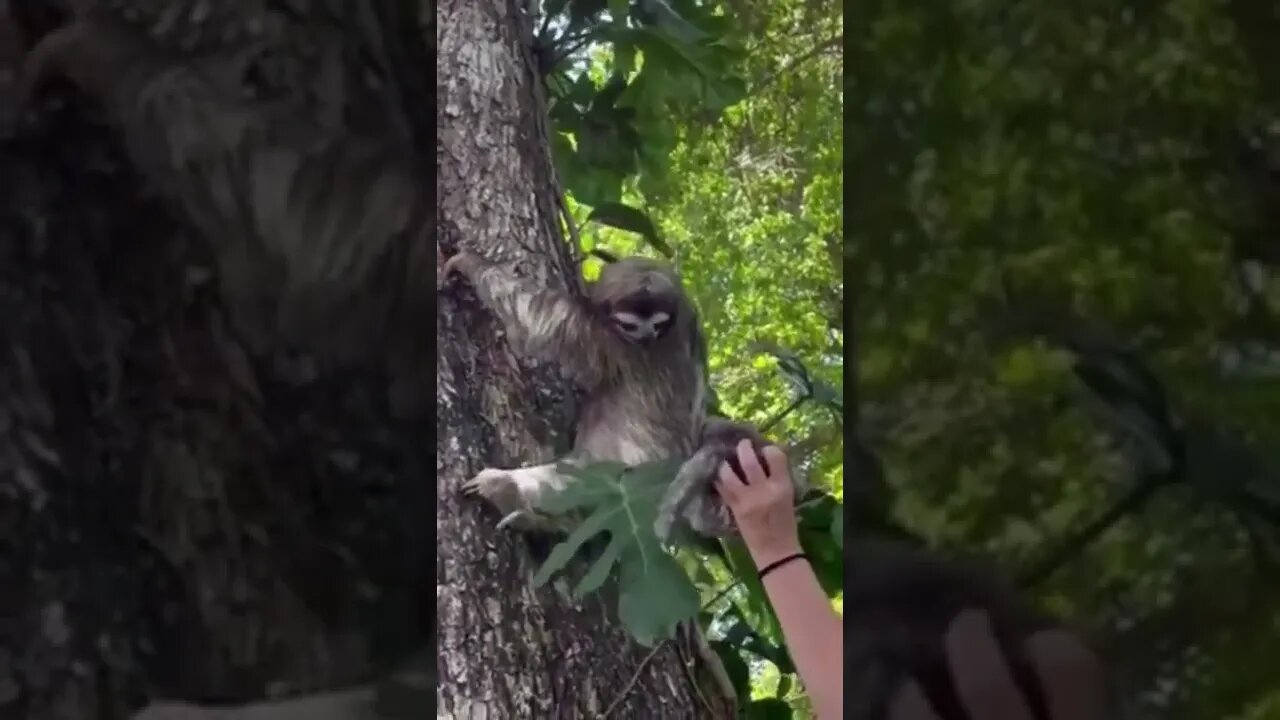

{"left": 0, "top": 3, "right": 431, "bottom": 719}
{"left": 435, "top": 2, "right": 720, "bottom": 718}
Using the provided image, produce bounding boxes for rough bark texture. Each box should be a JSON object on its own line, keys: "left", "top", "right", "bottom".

{"left": 0, "top": 2, "right": 432, "bottom": 719}
{"left": 435, "top": 2, "right": 717, "bottom": 718}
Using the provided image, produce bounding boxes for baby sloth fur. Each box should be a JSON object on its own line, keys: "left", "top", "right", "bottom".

{"left": 655, "top": 417, "right": 805, "bottom": 543}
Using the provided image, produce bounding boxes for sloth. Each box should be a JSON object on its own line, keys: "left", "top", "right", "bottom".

{"left": 441, "top": 249, "right": 798, "bottom": 540}
{"left": 654, "top": 416, "right": 806, "bottom": 544}
{"left": 441, "top": 249, "right": 714, "bottom": 531}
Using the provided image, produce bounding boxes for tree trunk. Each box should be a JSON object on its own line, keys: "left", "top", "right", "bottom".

{"left": 435, "top": 2, "right": 720, "bottom": 718}
{"left": 0, "top": 3, "right": 431, "bottom": 719}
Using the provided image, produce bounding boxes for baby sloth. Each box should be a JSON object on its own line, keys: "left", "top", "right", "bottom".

{"left": 655, "top": 417, "right": 806, "bottom": 544}
{"left": 441, "top": 250, "right": 710, "bottom": 530}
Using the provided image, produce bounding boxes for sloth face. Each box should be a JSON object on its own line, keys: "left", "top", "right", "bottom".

{"left": 610, "top": 303, "right": 674, "bottom": 344}
{"left": 592, "top": 257, "right": 685, "bottom": 345}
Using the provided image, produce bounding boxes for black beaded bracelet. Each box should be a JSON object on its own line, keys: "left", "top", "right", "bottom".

{"left": 757, "top": 552, "right": 808, "bottom": 580}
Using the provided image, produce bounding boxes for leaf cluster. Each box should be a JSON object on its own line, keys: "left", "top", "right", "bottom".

{"left": 538, "top": 0, "right": 748, "bottom": 207}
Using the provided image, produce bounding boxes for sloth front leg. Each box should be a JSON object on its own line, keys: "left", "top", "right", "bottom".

{"left": 460, "top": 462, "right": 571, "bottom": 531}
{"left": 442, "top": 251, "right": 605, "bottom": 387}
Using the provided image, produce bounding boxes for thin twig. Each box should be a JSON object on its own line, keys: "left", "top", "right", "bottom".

{"left": 751, "top": 34, "right": 842, "bottom": 96}
{"left": 1017, "top": 476, "right": 1165, "bottom": 588}
{"left": 675, "top": 632, "right": 719, "bottom": 718}
{"left": 537, "top": 4, "right": 555, "bottom": 38}
{"left": 760, "top": 392, "right": 809, "bottom": 434}
{"left": 701, "top": 580, "right": 742, "bottom": 611}
{"left": 551, "top": 33, "right": 598, "bottom": 68}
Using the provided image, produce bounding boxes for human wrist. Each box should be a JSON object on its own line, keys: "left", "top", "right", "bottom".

{"left": 744, "top": 536, "right": 803, "bottom": 571}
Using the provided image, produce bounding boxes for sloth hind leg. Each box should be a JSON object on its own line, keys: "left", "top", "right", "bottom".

{"left": 460, "top": 462, "right": 570, "bottom": 531}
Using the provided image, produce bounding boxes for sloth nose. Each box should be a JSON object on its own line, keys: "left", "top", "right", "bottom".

{"left": 628, "top": 324, "right": 658, "bottom": 344}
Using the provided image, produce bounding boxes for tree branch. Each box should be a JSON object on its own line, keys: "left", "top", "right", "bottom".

{"left": 760, "top": 392, "right": 809, "bottom": 434}
{"left": 1018, "top": 475, "right": 1169, "bottom": 588}
{"left": 751, "top": 34, "right": 842, "bottom": 96}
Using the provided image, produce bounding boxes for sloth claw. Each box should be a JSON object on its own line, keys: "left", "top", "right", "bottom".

{"left": 461, "top": 468, "right": 513, "bottom": 497}
{"left": 496, "top": 511, "right": 530, "bottom": 530}
{"left": 461, "top": 469, "right": 544, "bottom": 529}
{"left": 441, "top": 251, "right": 481, "bottom": 282}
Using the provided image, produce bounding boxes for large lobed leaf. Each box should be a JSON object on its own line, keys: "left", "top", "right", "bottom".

{"left": 532, "top": 459, "right": 701, "bottom": 646}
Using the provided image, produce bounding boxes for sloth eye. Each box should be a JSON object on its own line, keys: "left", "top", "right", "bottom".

{"left": 611, "top": 312, "right": 643, "bottom": 332}
{"left": 612, "top": 310, "right": 671, "bottom": 342}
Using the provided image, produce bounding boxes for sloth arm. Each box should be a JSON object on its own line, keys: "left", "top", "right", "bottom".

{"left": 465, "top": 261, "right": 612, "bottom": 388}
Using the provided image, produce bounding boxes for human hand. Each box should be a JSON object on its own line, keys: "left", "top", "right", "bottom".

{"left": 889, "top": 609, "right": 1108, "bottom": 720}
{"left": 713, "top": 439, "right": 801, "bottom": 567}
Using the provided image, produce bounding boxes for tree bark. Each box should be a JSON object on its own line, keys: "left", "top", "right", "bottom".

{"left": 435, "top": 2, "right": 718, "bottom": 718}
{"left": 0, "top": 3, "right": 431, "bottom": 719}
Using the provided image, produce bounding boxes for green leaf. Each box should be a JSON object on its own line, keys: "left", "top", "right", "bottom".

{"left": 575, "top": 535, "right": 622, "bottom": 597}
{"left": 718, "top": 614, "right": 795, "bottom": 673}
{"left": 690, "top": 554, "right": 720, "bottom": 589}
{"left": 796, "top": 495, "right": 844, "bottom": 596}
{"left": 636, "top": 0, "right": 708, "bottom": 45}
{"left": 720, "top": 545, "right": 796, "bottom": 674}
{"left": 607, "top": 0, "right": 628, "bottom": 25}
{"left": 614, "top": 42, "right": 636, "bottom": 77}
{"left": 586, "top": 202, "right": 674, "bottom": 256}
{"left": 590, "top": 74, "right": 631, "bottom": 114}
{"left": 633, "top": 27, "right": 715, "bottom": 79}
{"left": 830, "top": 511, "right": 844, "bottom": 550}
{"left": 566, "top": 0, "right": 608, "bottom": 29}
{"left": 710, "top": 640, "right": 751, "bottom": 700}
{"left": 775, "top": 673, "right": 792, "bottom": 699}
{"left": 723, "top": 539, "right": 782, "bottom": 641}
{"left": 809, "top": 377, "right": 845, "bottom": 414}
{"left": 745, "top": 698, "right": 794, "bottom": 719}
{"left": 532, "top": 460, "right": 698, "bottom": 644}
{"left": 618, "top": 544, "right": 700, "bottom": 645}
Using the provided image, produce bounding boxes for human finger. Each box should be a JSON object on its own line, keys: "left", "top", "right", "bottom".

{"left": 888, "top": 680, "right": 942, "bottom": 720}
{"left": 735, "top": 439, "right": 765, "bottom": 483}
{"left": 715, "top": 460, "right": 746, "bottom": 500}
{"left": 945, "top": 609, "right": 1036, "bottom": 720}
{"left": 760, "top": 445, "right": 788, "bottom": 485}
{"left": 1026, "top": 630, "right": 1108, "bottom": 720}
